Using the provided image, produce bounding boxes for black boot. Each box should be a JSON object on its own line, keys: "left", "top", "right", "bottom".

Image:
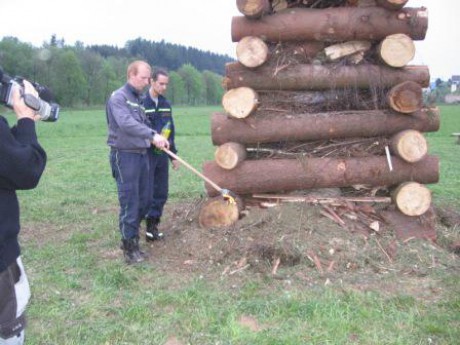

{"left": 133, "top": 236, "right": 148, "bottom": 259}
{"left": 146, "top": 217, "right": 164, "bottom": 242}
{"left": 121, "top": 238, "right": 145, "bottom": 264}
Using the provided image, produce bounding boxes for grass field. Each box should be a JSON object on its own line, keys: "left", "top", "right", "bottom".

{"left": 7, "top": 105, "right": 460, "bottom": 344}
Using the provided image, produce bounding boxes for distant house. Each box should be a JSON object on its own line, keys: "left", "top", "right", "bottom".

{"left": 445, "top": 94, "right": 460, "bottom": 104}
{"left": 452, "top": 75, "right": 460, "bottom": 85}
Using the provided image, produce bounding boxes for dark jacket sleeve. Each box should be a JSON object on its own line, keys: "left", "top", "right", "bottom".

{"left": 0, "top": 117, "right": 47, "bottom": 190}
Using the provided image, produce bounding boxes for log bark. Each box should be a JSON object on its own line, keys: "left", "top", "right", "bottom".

{"left": 222, "top": 87, "right": 259, "bottom": 118}
{"left": 376, "top": 0, "right": 409, "bottom": 11}
{"left": 202, "top": 155, "right": 439, "bottom": 196}
{"left": 392, "top": 182, "right": 431, "bottom": 216}
{"left": 236, "top": 36, "right": 269, "bottom": 68}
{"left": 224, "top": 62, "right": 430, "bottom": 91}
{"left": 211, "top": 107, "right": 440, "bottom": 145}
{"left": 387, "top": 81, "right": 423, "bottom": 113}
{"left": 198, "top": 196, "right": 241, "bottom": 228}
{"left": 231, "top": 7, "right": 428, "bottom": 43}
{"left": 390, "top": 130, "right": 427, "bottom": 163}
{"left": 324, "top": 40, "right": 372, "bottom": 62}
{"left": 215, "top": 142, "right": 247, "bottom": 170}
{"left": 378, "top": 33, "right": 415, "bottom": 67}
{"left": 236, "top": 0, "right": 271, "bottom": 19}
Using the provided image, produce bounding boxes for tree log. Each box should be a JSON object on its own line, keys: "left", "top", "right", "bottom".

{"left": 324, "top": 41, "right": 372, "bottom": 62}
{"left": 202, "top": 155, "right": 439, "bottom": 196}
{"left": 392, "top": 182, "right": 431, "bottom": 216}
{"left": 222, "top": 87, "right": 259, "bottom": 118}
{"left": 376, "top": 0, "right": 409, "bottom": 11}
{"left": 378, "top": 33, "right": 415, "bottom": 67}
{"left": 390, "top": 130, "right": 427, "bottom": 163}
{"left": 198, "top": 196, "right": 242, "bottom": 228}
{"left": 211, "top": 108, "right": 440, "bottom": 145}
{"left": 224, "top": 62, "right": 430, "bottom": 91}
{"left": 231, "top": 7, "right": 428, "bottom": 43}
{"left": 236, "top": 36, "right": 269, "bottom": 68}
{"left": 215, "top": 142, "right": 247, "bottom": 170}
{"left": 236, "top": 0, "right": 271, "bottom": 19}
{"left": 387, "top": 81, "right": 423, "bottom": 113}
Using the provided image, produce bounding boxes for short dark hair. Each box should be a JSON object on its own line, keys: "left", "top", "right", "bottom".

{"left": 151, "top": 68, "right": 169, "bottom": 81}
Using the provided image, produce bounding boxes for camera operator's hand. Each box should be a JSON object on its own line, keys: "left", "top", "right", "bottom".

{"left": 152, "top": 133, "right": 170, "bottom": 150}
{"left": 12, "top": 80, "right": 40, "bottom": 121}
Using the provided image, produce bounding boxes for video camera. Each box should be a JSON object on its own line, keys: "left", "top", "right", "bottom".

{"left": 0, "top": 67, "right": 59, "bottom": 122}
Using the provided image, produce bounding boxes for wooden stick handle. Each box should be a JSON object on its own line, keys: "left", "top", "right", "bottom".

{"left": 163, "top": 148, "right": 223, "bottom": 193}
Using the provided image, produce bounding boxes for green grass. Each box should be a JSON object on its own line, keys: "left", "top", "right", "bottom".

{"left": 7, "top": 105, "right": 460, "bottom": 344}
{"left": 424, "top": 105, "right": 460, "bottom": 207}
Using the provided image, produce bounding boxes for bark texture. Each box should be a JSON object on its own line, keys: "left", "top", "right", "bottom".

{"left": 231, "top": 7, "right": 428, "bottom": 43}
{"left": 211, "top": 107, "right": 440, "bottom": 145}
{"left": 224, "top": 62, "right": 430, "bottom": 91}
{"left": 202, "top": 155, "right": 439, "bottom": 196}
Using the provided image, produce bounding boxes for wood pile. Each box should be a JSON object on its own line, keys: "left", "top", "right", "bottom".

{"left": 199, "top": 0, "right": 439, "bottom": 231}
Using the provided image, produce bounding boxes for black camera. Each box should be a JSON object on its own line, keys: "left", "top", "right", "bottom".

{"left": 0, "top": 67, "right": 59, "bottom": 122}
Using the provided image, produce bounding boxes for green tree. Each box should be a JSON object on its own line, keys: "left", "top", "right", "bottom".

{"left": 77, "top": 49, "right": 105, "bottom": 105}
{"left": 166, "top": 71, "right": 186, "bottom": 105}
{"left": 0, "top": 37, "right": 35, "bottom": 77}
{"left": 178, "top": 63, "right": 203, "bottom": 105}
{"left": 51, "top": 49, "right": 87, "bottom": 106}
{"left": 202, "top": 70, "right": 224, "bottom": 105}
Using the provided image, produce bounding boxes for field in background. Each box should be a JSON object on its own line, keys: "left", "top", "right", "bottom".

{"left": 9, "top": 105, "right": 460, "bottom": 344}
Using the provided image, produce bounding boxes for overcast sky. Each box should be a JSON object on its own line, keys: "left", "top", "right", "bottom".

{"left": 1, "top": 0, "right": 458, "bottom": 81}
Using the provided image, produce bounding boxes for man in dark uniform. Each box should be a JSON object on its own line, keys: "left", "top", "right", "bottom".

{"left": 106, "top": 61, "right": 169, "bottom": 264}
{"left": 143, "top": 69, "right": 179, "bottom": 241}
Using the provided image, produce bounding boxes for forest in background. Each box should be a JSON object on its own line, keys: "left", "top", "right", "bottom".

{"left": 0, "top": 36, "right": 234, "bottom": 107}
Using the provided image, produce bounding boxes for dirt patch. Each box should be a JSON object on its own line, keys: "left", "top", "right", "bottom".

{"left": 144, "top": 198, "right": 459, "bottom": 295}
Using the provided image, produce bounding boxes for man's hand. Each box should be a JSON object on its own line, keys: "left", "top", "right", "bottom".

{"left": 152, "top": 133, "right": 170, "bottom": 150}
{"left": 12, "top": 80, "right": 40, "bottom": 121}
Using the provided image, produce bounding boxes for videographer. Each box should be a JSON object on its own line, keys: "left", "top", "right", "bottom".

{"left": 0, "top": 81, "right": 47, "bottom": 345}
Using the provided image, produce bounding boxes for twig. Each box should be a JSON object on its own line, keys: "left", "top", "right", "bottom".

{"left": 229, "top": 264, "right": 250, "bottom": 275}
{"left": 375, "top": 238, "right": 393, "bottom": 263}
{"left": 307, "top": 251, "right": 324, "bottom": 273}
{"left": 322, "top": 205, "right": 346, "bottom": 226}
{"left": 252, "top": 194, "right": 392, "bottom": 204}
{"left": 272, "top": 257, "right": 281, "bottom": 275}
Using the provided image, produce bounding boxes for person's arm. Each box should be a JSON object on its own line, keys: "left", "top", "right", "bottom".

{"left": 110, "top": 92, "right": 169, "bottom": 149}
{"left": 0, "top": 81, "right": 47, "bottom": 190}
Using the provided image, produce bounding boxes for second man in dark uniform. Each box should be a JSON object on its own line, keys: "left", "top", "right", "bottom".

{"left": 143, "top": 68, "right": 179, "bottom": 241}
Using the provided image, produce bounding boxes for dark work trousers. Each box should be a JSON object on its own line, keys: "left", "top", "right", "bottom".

{"left": 146, "top": 152, "right": 169, "bottom": 220}
{"left": 110, "top": 149, "right": 151, "bottom": 240}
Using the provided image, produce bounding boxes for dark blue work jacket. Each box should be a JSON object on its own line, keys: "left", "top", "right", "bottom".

{"left": 142, "top": 93, "right": 177, "bottom": 156}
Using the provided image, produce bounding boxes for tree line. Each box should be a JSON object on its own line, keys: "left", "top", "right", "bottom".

{"left": 0, "top": 36, "right": 234, "bottom": 107}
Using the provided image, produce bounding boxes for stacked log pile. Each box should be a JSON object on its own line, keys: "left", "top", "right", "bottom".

{"left": 200, "top": 0, "right": 439, "bottom": 230}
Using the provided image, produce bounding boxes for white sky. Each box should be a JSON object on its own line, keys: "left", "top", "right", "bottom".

{"left": 1, "top": 0, "right": 458, "bottom": 81}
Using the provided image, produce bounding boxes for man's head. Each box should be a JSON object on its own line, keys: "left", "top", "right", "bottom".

{"left": 127, "top": 60, "right": 151, "bottom": 93}
{"left": 150, "top": 68, "right": 169, "bottom": 97}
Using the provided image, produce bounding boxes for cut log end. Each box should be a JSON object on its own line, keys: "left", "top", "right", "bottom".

{"left": 215, "top": 142, "right": 247, "bottom": 170}
{"left": 390, "top": 130, "right": 428, "bottom": 163}
{"left": 236, "top": 36, "right": 269, "bottom": 68}
{"left": 393, "top": 182, "right": 431, "bottom": 216}
{"left": 198, "top": 197, "right": 241, "bottom": 228}
{"left": 387, "top": 81, "right": 423, "bottom": 113}
{"left": 222, "top": 87, "right": 259, "bottom": 119}
{"left": 236, "top": 0, "right": 271, "bottom": 19}
{"left": 378, "top": 33, "right": 415, "bottom": 68}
